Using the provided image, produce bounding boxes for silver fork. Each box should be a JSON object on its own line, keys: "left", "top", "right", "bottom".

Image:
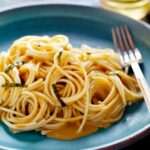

{"left": 112, "top": 25, "right": 150, "bottom": 112}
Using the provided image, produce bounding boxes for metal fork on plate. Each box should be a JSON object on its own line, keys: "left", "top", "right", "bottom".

{"left": 112, "top": 25, "right": 150, "bottom": 112}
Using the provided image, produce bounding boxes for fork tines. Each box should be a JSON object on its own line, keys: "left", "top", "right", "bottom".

{"left": 111, "top": 25, "right": 142, "bottom": 66}
{"left": 112, "top": 25, "right": 150, "bottom": 112}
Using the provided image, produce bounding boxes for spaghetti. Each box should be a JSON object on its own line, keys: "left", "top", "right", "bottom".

{"left": 0, "top": 35, "right": 142, "bottom": 140}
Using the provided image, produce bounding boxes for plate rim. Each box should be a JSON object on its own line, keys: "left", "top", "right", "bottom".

{"left": 0, "top": 3, "right": 150, "bottom": 150}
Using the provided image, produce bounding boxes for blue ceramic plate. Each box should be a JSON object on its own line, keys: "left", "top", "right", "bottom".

{"left": 0, "top": 3, "right": 150, "bottom": 150}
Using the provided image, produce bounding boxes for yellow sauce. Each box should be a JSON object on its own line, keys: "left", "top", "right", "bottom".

{"left": 47, "top": 123, "right": 98, "bottom": 140}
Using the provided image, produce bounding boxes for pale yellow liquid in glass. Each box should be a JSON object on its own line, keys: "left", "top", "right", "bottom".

{"left": 101, "top": 0, "right": 150, "bottom": 20}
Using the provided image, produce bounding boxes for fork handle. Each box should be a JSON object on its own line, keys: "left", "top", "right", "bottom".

{"left": 131, "top": 62, "right": 150, "bottom": 112}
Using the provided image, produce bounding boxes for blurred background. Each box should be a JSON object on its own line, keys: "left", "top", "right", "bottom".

{"left": 1, "top": 0, "right": 150, "bottom": 20}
